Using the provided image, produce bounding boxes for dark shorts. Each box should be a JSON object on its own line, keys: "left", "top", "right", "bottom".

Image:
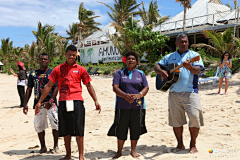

{"left": 107, "top": 109, "right": 147, "bottom": 141}
{"left": 58, "top": 100, "right": 85, "bottom": 137}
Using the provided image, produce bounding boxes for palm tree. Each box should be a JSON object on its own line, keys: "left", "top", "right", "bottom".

{"left": 78, "top": 2, "right": 102, "bottom": 40}
{"left": 139, "top": 0, "right": 169, "bottom": 29}
{"left": 66, "top": 23, "right": 79, "bottom": 44}
{"left": 1, "top": 37, "right": 13, "bottom": 64}
{"left": 57, "top": 37, "right": 69, "bottom": 60}
{"left": 42, "top": 34, "right": 58, "bottom": 61}
{"left": 98, "top": 0, "right": 142, "bottom": 26}
{"left": 32, "top": 22, "right": 61, "bottom": 61}
{"left": 110, "top": 17, "right": 141, "bottom": 56}
{"left": 175, "top": 0, "right": 192, "bottom": 31}
{"left": 27, "top": 42, "right": 38, "bottom": 70}
{"left": 191, "top": 28, "right": 239, "bottom": 57}
{"left": 12, "top": 47, "right": 24, "bottom": 63}
{"left": 32, "top": 21, "right": 56, "bottom": 45}
{"left": 226, "top": 0, "right": 238, "bottom": 10}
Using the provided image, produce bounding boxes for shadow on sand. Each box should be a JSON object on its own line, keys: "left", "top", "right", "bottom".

{"left": 84, "top": 145, "right": 190, "bottom": 159}
{"left": 2, "top": 149, "right": 76, "bottom": 160}
{"left": 1, "top": 106, "right": 21, "bottom": 109}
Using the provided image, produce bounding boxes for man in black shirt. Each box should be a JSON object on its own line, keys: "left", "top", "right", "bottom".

{"left": 23, "top": 52, "right": 59, "bottom": 153}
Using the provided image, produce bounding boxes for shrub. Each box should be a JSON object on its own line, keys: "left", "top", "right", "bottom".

{"left": 151, "top": 72, "right": 156, "bottom": 77}
{"left": 144, "top": 68, "right": 149, "bottom": 75}
{"left": 103, "top": 69, "right": 111, "bottom": 75}
{"left": 206, "top": 68, "right": 217, "bottom": 77}
{"left": 232, "top": 59, "right": 240, "bottom": 74}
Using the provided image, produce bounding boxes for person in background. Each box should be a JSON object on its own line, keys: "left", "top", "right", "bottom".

{"left": 108, "top": 51, "right": 149, "bottom": 159}
{"left": 23, "top": 53, "right": 59, "bottom": 154}
{"left": 217, "top": 51, "right": 232, "bottom": 95}
{"left": 10, "top": 61, "right": 27, "bottom": 108}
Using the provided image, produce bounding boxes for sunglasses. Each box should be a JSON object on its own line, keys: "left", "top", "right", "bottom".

{"left": 225, "top": 55, "right": 229, "bottom": 56}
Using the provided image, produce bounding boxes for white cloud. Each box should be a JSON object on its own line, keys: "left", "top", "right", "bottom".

{"left": 0, "top": 0, "right": 112, "bottom": 32}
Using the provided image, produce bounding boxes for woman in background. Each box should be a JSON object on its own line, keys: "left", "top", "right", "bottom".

{"left": 217, "top": 51, "right": 232, "bottom": 95}
{"left": 10, "top": 61, "right": 27, "bottom": 107}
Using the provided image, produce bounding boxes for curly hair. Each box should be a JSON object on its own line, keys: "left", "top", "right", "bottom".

{"left": 124, "top": 51, "right": 139, "bottom": 63}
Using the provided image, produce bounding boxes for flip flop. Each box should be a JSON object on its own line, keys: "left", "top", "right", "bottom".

{"left": 170, "top": 146, "right": 185, "bottom": 153}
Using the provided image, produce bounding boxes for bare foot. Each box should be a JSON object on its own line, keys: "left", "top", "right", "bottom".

{"left": 131, "top": 150, "right": 140, "bottom": 158}
{"left": 60, "top": 155, "right": 71, "bottom": 160}
{"left": 39, "top": 147, "right": 47, "bottom": 154}
{"left": 79, "top": 155, "right": 84, "bottom": 160}
{"left": 112, "top": 151, "right": 122, "bottom": 159}
{"left": 190, "top": 146, "right": 198, "bottom": 154}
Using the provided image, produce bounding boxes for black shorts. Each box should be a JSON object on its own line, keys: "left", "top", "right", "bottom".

{"left": 107, "top": 109, "right": 147, "bottom": 140}
{"left": 58, "top": 100, "right": 85, "bottom": 137}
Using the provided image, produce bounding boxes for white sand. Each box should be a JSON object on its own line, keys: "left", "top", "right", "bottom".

{"left": 0, "top": 72, "right": 240, "bottom": 160}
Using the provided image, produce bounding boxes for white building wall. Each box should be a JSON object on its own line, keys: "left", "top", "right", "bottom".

{"left": 79, "top": 42, "right": 122, "bottom": 64}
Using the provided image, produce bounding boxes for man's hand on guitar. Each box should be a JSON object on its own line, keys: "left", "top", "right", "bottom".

{"left": 183, "top": 59, "right": 192, "bottom": 70}
{"left": 160, "top": 70, "right": 168, "bottom": 79}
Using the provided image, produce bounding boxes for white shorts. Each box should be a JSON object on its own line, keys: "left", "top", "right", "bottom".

{"left": 34, "top": 103, "right": 58, "bottom": 133}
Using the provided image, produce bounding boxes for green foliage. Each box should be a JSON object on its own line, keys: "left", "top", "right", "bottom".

{"left": 232, "top": 59, "right": 240, "bottom": 74}
{"left": 78, "top": 2, "right": 102, "bottom": 38}
{"left": 66, "top": 22, "right": 79, "bottom": 43}
{"left": 191, "top": 28, "right": 239, "bottom": 57}
{"left": 205, "top": 68, "right": 217, "bottom": 77}
{"left": 103, "top": 69, "right": 111, "bottom": 75}
{"left": 143, "top": 68, "right": 150, "bottom": 75}
{"left": 131, "top": 26, "right": 169, "bottom": 64}
{"left": 98, "top": 0, "right": 142, "bottom": 26}
{"left": 139, "top": 0, "right": 169, "bottom": 28}
{"left": 151, "top": 71, "right": 156, "bottom": 77}
{"left": 48, "top": 56, "right": 67, "bottom": 69}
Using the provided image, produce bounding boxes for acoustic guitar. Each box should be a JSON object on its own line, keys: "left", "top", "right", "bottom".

{"left": 155, "top": 55, "right": 200, "bottom": 92}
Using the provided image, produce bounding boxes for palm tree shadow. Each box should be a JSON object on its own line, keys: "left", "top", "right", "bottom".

{"left": 2, "top": 149, "right": 66, "bottom": 160}
{"left": 2, "top": 106, "right": 21, "bottom": 109}
{"left": 84, "top": 145, "right": 189, "bottom": 159}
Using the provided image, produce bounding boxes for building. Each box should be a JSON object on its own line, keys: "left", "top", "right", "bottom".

{"left": 77, "top": 0, "right": 236, "bottom": 63}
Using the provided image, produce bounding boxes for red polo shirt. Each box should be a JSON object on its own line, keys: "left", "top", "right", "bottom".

{"left": 49, "top": 61, "right": 91, "bottom": 101}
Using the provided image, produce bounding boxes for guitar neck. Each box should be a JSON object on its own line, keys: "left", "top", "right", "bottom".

{"left": 170, "top": 64, "right": 183, "bottom": 74}
{"left": 168, "top": 55, "right": 200, "bottom": 74}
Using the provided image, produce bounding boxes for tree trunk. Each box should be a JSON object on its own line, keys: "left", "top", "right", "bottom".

{"left": 183, "top": 6, "right": 186, "bottom": 31}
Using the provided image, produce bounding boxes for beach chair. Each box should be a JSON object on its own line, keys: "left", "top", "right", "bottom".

{"left": 89, "top": 68, "right": 101, "bottom": 75}
{"left": 87, "top": 67, "right": 92, "bottom": 73}
{"left": 199, "top": 67, "right": 219, "bottom": 85}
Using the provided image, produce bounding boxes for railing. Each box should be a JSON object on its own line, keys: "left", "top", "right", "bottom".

{"left": 155, "top": 9, "right": 237, "bottom": 33}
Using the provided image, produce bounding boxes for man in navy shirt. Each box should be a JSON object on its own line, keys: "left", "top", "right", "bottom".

{"left": 23, "top": 52, "right": 59, "bottom": 153}
{"left": 154, "top": 34, "right": 204, "bottom": 154}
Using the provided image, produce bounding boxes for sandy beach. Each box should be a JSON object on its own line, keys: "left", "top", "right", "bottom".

{"left": 0, "top": 72, "right": 240, "bottom": 160}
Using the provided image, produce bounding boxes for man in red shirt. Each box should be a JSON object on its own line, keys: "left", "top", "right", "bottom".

{"left": 35, "top": 45, "right": 101, "bottom": 160}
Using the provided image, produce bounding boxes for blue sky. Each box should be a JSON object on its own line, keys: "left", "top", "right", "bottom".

{"left": 0, "top": 0, "right": 235, "bottom": 47}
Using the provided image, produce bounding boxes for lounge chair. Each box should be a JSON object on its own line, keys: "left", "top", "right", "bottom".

{"left": 199, "top": 67, "right": 219, "bottom": 85}
{"left": 87, "top": 67, "right": 92, "bottom": 73}
{"left": 89, "top": 68, "right": 101, "bottom": 75}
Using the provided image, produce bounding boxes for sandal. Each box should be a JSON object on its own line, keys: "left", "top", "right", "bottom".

{"left": 170, "top": 146, "right": 185, "bottom": 153}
